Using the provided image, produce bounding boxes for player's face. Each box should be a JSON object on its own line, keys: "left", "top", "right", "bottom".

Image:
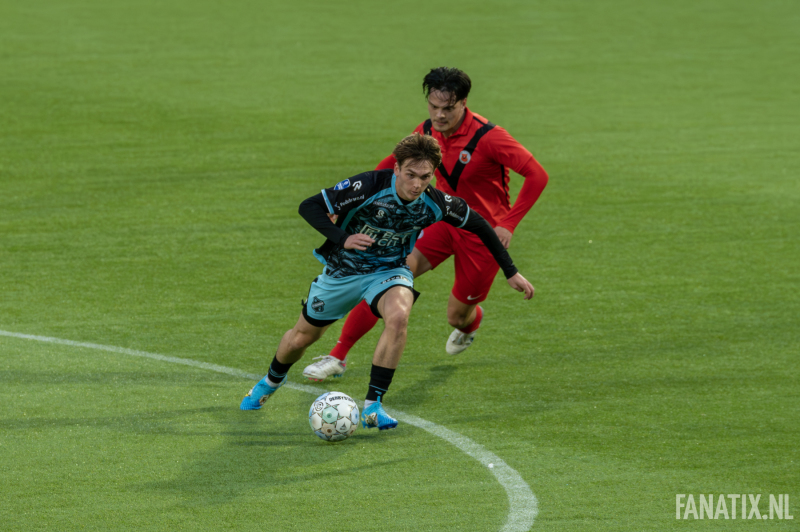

{"left": 394, "top": 159, "right": 435, "bottom": 201}
{"left": 427, "top": 90, "right": 467, "bottom": 137}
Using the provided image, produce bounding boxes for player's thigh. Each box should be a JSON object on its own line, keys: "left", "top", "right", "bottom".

{"left": 451, "top": 234, "right": 500, "bottom": 305}
{"left": 362, "top": 268, "right": 416, "bottom": 326}
{"left": 375, "top": 286, "right": 415, "bottom": 331}
{"left": 412, "top": 221, "right": 456, "bottom": 273}
{"left": 407, "top": 248, "right": 432, "bottom": 277}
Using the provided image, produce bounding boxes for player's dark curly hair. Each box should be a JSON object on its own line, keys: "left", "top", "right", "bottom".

{"left": 393, "top": 133, "right": 442, "bottom": 170}
{"left": 422, "top": 67, "right": 472, "bottom": 103}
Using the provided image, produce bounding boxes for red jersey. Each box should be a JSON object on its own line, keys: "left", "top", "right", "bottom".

{"left": 377, "top": 108, "right": 548, "bottom": 231}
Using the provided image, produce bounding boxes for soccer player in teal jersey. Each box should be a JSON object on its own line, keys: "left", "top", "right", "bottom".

{"left": 240, "top": 133, "right": 534, "bottom": 431}
{"left": 304, "top": 67, "right": 549, "bottom": 382}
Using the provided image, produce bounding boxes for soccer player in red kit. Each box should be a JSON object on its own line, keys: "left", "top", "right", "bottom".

{"left": 303, "top": 67, "right": 549, "bottom": 381}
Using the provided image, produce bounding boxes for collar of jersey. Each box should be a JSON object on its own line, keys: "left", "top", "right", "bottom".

{"left": 391, "top": 173, "right": 424, "bottom": 206}
{"left": 445, "top": 107, "right": 475, "bottom": 139}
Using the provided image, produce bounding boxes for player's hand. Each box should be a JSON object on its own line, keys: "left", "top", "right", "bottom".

{"left": 507, "top": 272, "right": 534, "bottom": 300}
{"left": 495, "top": 226, "right": 513, "bottom": 249}
{"left": 327, "top": 213, "right": 339, "bottom": 223}
{"left": 344, "top": 233, "right": 375, "bottom": 251}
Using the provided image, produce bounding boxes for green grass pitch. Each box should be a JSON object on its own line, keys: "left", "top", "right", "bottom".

{"left": 1, "top": 0, "right": 798, "bottom": 530}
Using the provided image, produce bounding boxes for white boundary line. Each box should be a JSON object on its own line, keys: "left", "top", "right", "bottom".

{"left": 0, "top": 329, "right": 538, "bottom": 531}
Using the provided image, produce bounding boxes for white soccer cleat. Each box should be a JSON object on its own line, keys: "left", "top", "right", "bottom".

{"left": 446, "top": 329, "right": 476, "bottom": 355}
{"left": 302, "top": 355, "right": 346, "bottom": 382}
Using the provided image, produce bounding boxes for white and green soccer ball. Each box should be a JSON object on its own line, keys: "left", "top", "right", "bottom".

{"left": 309, "top": 392, "right": 359, "bottom": 442}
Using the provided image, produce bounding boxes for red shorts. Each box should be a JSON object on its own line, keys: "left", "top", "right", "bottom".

{"left": 414, "top": 221, "right": 500, "bottom": 305}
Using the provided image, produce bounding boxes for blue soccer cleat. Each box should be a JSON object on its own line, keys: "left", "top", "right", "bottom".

{"left": 360, "top": 397, "right": 398, "bottom": 430}
{"left": 240, "top": 376, "right": 285, "bottom": 410}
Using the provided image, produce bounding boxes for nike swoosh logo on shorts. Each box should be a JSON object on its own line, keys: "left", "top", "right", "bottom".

{"left": 467, "top": 295, "right": 481, "bottom": 300}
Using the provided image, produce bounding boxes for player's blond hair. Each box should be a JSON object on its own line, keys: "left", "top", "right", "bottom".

{"left": 393, "top": 133, "right": 442, "bottom": 170}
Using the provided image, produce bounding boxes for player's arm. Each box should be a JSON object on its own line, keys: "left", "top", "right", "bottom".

{"left": 459, "top": 210, "right": 517, "bottom": 278}
{"left": 460, "top": 210, "right": 534, "bottom": 299}
{"left": 487, "top": 128, "right": 549, "bottom": 246}
{"left": 298, "top": 194, "right": 348, "bottom": 243}
{"left": 439, "top": 194, "right": 534, "bottom": 299}
{"left": 298, "top": 178, "right": 376, "bottom": 250}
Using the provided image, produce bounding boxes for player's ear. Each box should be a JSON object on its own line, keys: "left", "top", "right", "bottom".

{"left": 394, "top": 161, "right": 401, "bottom": 176}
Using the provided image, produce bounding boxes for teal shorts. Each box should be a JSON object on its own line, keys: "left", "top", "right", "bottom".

{"left": 302, "top": 267, "right": 415, "bottom": 326}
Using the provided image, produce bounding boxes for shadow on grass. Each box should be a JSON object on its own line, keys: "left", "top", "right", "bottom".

{"left": 393, "top": 364, "right": 457, "bottom": 409}
{"left": 136, "top": 404, "right": 414, "bottom": 504}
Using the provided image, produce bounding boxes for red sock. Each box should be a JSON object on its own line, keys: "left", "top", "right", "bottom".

{"left": 458, "top": 305, "right": 483, "bottom": 334}
{"left": 329, "top": 300, "right": 379, "bottom": 361}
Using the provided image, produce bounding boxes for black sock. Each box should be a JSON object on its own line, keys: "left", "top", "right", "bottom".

{"left": 366, "top": 364, "right": 396, "bottom": 402}
{"left": 267, "top": 355, "right": 293, "bottom": 386}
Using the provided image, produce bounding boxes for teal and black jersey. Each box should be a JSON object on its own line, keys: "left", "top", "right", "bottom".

{"left": 308, "top": 169, "right": 471, "bottom": 278}
{"left": 299, "top": 168, "right": 518, "bottom": 280}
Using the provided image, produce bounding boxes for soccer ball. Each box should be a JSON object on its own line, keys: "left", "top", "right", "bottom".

{"left": 309, "top": 392, "right": 359, "bottom": 442}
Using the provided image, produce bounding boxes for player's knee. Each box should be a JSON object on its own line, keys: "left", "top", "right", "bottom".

{"left": 383, "top": 310, "right": 410, "bottom": 334}
{"left": 288, "top": 329, "right": 317, "bottom": 351}
{"left": 447, "top": 310, "right": 472, "bottom": 329}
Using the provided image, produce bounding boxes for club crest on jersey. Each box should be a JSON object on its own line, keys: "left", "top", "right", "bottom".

{"left": 459, "top": 150, "right": 472, "bottom": 164}
{"left": 334, "top": 179, "right": 351, "bottom": 190}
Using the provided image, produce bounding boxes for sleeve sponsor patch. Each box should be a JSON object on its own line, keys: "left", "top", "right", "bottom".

{"left": 325, "top": 175, "right": 371, "bottom": 215}
{"left": 441, "top": 195, "right": 470, "bottom": 227}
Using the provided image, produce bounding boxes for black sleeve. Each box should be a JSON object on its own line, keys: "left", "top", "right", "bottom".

{"left": 426, "top": 186, "right": 519, "bottom": 279}
{"left": 321, "top": 172, "right": 376, "bottom": 216}
{"left": 298, "top": 193, "right": 349, "bottom": 245}
{"left": 460, "top": 210, "right": 519, "bottom": 279}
